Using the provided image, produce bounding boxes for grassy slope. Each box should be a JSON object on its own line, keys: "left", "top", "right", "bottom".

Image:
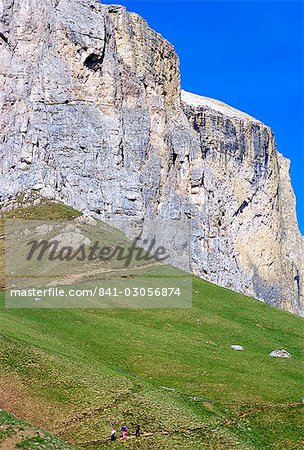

{"left": 0, "top": 204, "right": 303, "bottom": 449}
{"left": 0, "top": 410, "right": 72, "bottom": 449}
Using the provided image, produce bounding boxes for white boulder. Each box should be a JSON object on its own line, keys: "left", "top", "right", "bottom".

{"left": 231, "top": 345, "right": 244, "bottom": 351}
{"left": 269, "top": 349, "right": 291, "bottom": 358}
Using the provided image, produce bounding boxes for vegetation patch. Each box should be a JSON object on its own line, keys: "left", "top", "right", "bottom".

{"left": 0, "top": 410, "right": 72, "bottom": 449}
{"left": 0, "top": 204, "right": 302, "bottom": 448}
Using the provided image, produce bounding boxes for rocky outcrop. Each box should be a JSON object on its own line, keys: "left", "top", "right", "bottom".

{"left": 182, "top": 91, "right": 304, "bottom": 314}
{"left": 0, "top": 0, "right": 303, "bottom": 314}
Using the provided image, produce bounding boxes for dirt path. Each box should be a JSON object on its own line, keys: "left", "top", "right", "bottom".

{"left": 223, "top": 402, "right": 301, "bottom": 426}
{"left": 77, "top": 425, "right": 212, "bottom": 447}
{"left": 75, "top": 402, "right": 302, "bottom": 448}
{"left": 56, "top": 390, "right": 133, "bottom": 438}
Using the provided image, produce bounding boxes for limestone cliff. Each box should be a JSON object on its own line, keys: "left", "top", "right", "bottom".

{"left": 0, "top": 0, "right": 303, "bottom": 314}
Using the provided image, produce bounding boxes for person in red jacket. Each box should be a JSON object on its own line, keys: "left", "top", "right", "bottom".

{"left": 121, "top": 425, "right": 128, "bottom": 440}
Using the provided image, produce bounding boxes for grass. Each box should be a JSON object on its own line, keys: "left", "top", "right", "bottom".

{"left": 0, "top": 410, "right": 73, "bottom": 449}
{"left": 0, "top": 203, "right": 303, "bottom": 449}
{"left": 0, "top": 201, "right": 81, "bottom": 288}
{"left": 0, "top": 201, "right": 82, "bottom": 221}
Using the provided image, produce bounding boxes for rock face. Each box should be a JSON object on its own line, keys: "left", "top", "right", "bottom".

{"left": 0, "top": 0, "right": 303, "bottom": 314}
{"left": 182, "top": 92, "right": 304, "bottom": 315}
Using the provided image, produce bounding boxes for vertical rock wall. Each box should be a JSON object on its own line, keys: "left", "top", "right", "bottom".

{"left": 0, "top": 0, "right": 302, "bottom": 314}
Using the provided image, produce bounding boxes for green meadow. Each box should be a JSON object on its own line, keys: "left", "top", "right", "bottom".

{"left": 0, "top": 204, "right": 303, "bottom": 449}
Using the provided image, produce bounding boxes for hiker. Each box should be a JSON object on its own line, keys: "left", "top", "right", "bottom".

{"left": 135, "top": 423, "right": 141, "bottom": 437}
{"left": 121, "top": 425, "right": 128, "bottom": 440}
{"left": 110, "top": 428, "right": 117, "bottom": 441}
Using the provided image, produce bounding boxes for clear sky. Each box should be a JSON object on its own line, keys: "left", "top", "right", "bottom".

{"left": 102, "top": 0, "right": 303, "bottom": 234}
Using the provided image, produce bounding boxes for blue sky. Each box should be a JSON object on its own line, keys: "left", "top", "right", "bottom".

{"left": 102, "top": 0, "right": 303, "bottom": 233}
